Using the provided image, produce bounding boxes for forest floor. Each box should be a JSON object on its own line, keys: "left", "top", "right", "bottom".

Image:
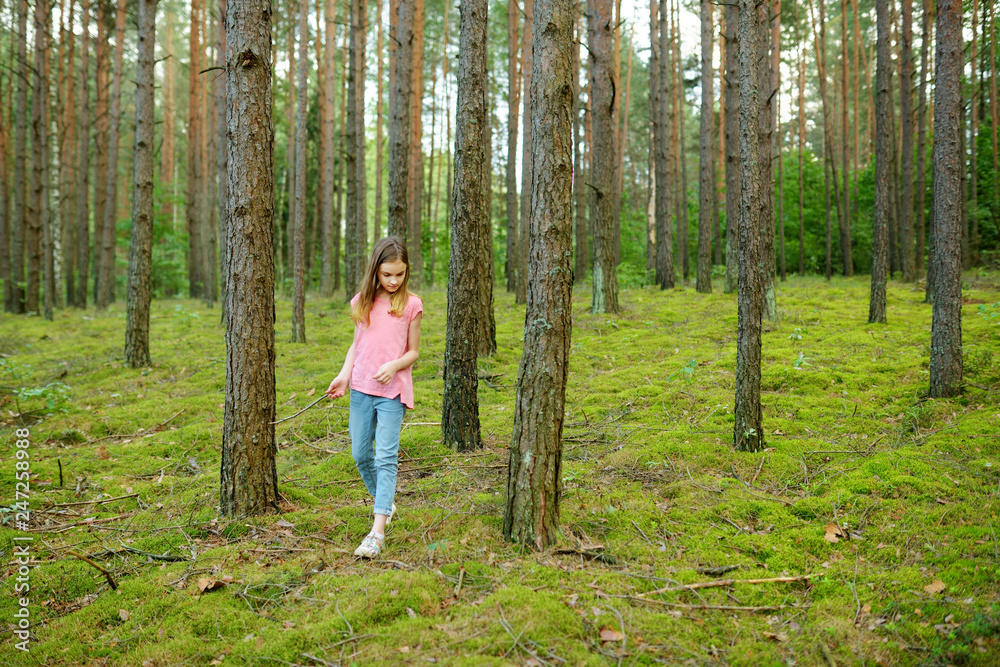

{"left": 2, "top": 271, "right": 1000, "bottom": 666}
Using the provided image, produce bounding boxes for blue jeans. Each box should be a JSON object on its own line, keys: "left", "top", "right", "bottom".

{"left": 349, "top": 390, "right": 405, "bottom": 516}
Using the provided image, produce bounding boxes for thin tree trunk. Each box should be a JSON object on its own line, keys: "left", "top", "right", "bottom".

{"left": 217, "top": 0, "right": 228, "bottom": 319}
{"left": 696, "top": 0, "right": 713, "bottom": 293}
{"left": 648, "top": 0, "right": 659, "bottom": 275}
{"left": 204, "top": 6, "right": 217, "bottom": 306}
{"left": 611, "top": 0, "right": 621, "bottom": 264}
{"left": 969, "top": 0, "right": 979, "bottom": 267}
{"left": 900, "top": 0, "right": 915, "bottom": 279}
{"left": 657, "top": 0, "right": 674, "bottom": 289}
{"left": 187, "top": 0, "right": 203, "bottom": 298}
{"left": 916, "top": 0, "right": 930, "bottom": 277}
{"left": 870, "top": 0, "right": 892, "bottom": 324}
{"left": 374, "top": 0, "right": 385, "bottom": 243}
{"left": 506, "top": 0, "right": 520, "bottom": 292}
{"left": 388, "top": 0, "right": 413, "bottom": 241}
{"left": 617, "top": 31, "right": 634, "bottom": 267}
{"left": 96, "top": 0, "right": 126, "bottom": 310}
{"left": 734, "top": 0, "right": 763, "bottom": 453}
{"left": 73, "top": 0, "right": 89, "bottom": 309}
{"left": 714, "top": 5, "right": 724, "bottom": 267}
{"left": 991, "top": 0, "right": 999, "bottom": 228}
{"left": 57, "top": 0, "right": 76, "bottom": 309}
{"left": 515, "top": 0, "right": 533, "bottom": 304}
{"left": 125, "top": 0, "right": 158, "bottom": 367}
{"left": 670, "top": 0, "right": 683, "bottom": 280}
{"left": 349, "top": 0, "right": 368, "bottom": 293}
{"left": 28, "top": 0, "right": 49, "bottom": 316}
{"left": 321, "top": 0, "right": 337, "bottom": 295}
{"left": 11, "top": 0, "right": 29, "bottom": 312}
{"left": 778, "top": 74, "right": 786, "bottom": 281}
{"left": 292, "top": 0, "right": 308, "bottom": 342}
{"left": 0, "top": 20, "right": 10, "bottom": 312}
{"left": 722, "top": 0, "right": 737, "bottom": 293}
{"left": 588, "top": 0, "right": 619, "bottom": 313}
{"left": 431, "top": 1, "right": 451, "bottom": 281}
{"left": 757, "top": 0, "right": 777, "bottom": 322}
{"left": 504, "top": 0, "right": 573, "bottom": 549}
{"left": 928, "top": 0, "right": 962, "bottom": 398}
{"left": 335, "top": 20, "right": 347, "bottom": 289}
{"left": 798, "top": 39, "right": 805, "bottom": 276}
{"left": 161, "top": 10, "right": 176, "bottom": 234}
{"left": 285, "top": 19, "right": 296, "bottom": 289}
{"left": 574, "top": 14, "right": 588, "bottom": 282}
{"left": 92, "top": 3, "right": 109, "bottom": 302}
{"left": 675, "top": 0, "right": 689, "bottom": 281}
{"left": 442, "top": 0, "right": 490, "bottom": 452}
{"left": 841, "top": 0, "right": 851, "bottom": 280}
{"left": 407, "top": 0, "right": 425, "bottom": 286}
{"left": 221, "top": 0, "right": 279, "bottom": 517}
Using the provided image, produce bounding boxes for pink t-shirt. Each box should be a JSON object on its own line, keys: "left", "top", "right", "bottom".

{"left": 349, "top": 293, "right": 423, "bottom": 409}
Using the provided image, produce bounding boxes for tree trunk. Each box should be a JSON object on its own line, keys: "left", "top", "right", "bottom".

{"left": 347, "top": 0, "right": 368, "bottom": 295}
{"left": 73, "top": 0, "right": 89, "bottom": 309}
{"left": 899, "top": 0, "right": 916, "bottom": 279}
{"left": 431, "top": 2, "right": 451, "bottom": 282}
{"left": 670, "top": 0, "right": 683, "bottom": 280}
{"left": 221, "top": 0, "right": 280, "bottom": 517}
{"left": 757, "top": 0, "right": 776, "bottom": 322}
{"left": 11, "top": 0, "right": 28, "bottom": 312}
{"left": 714, "top": 5, "right": 724, "bottom": 267}
{"left": 0, "top": 31, "right": 10, "bottom": 312}
{"left": 442, "top": 0, "right": 490, "bottom": 452}
{"left": 588, "top": 0, "right": 619, "bottom": 314}
{"left": 96, "top": 0, "right": 126, "bottom": 310}
{"left": 187, "top": 0, "right": 204, "bottom": 298}
{"left": 675, "top": 0, "right": 689, "bottom": 281}
{"left": 374, "top": 0, "right": 385, "bottom": 243}
{"left": 990, "top": 1, "right": 999, "bottom": 229}
{"left": 928, "top": 0, "right": 962, "bottom": 398}
{"left": 573, "top": 14, "right": 588, "bottom": 283}
{"left": 57, "top": 1, "right": 76, "bottom": 309}
{"left": 505, "top": 0, "right": 521, "bottom": 292}
{"left": 649, "top": 0, "right": 659, "bottom": 276}
{"left": 841, "top": 0, "right": 851, "bottom": 280}
{"left": 515, "top": 0, "right": 533, "bottom": 304}
{"left": 388, "top": 0, "right": 412, "bottom": 241}
{"left": 125, "top": 0, "right": 158, "bottom": 368}
{"left": 161, "top": 9, "right": 176, "bottom": 236}
{"left": 335, "top": 21, "right": 347, "bottom": 290}
{"left": 778, "top": 74, "right": 785, "bottom": 281}
{"left": 696, "top": 0, "right": 713, "bottom": 293}
{"left": 217, "top": 0, "right": 228, "bottom": 322}
{"left": 916, "top": 0, "right": 930, "bottom": 277}
{"left": 656, "top": 0, "right": 674, "bottom": 289}
{"left": 285, "top": 19, "right": 297, "bottom": 290}
{"left": 26, "top": 0, "right": 49, "bottom": 315}
{"left": 617, "top": 32, "right": 634, "bottom": 267}
{"left": 734, "top": 0, "right": 763, "bottom": 453}
{"left": 407, "top": 0, "right": 425, "bottom": 286}
{"left": 722, "top": 0, "right": 737, "bottom": 293}
{"left": 969, "top": 0, "right": 978, "bottom": 268}
{"left": 291, "top": 0, "right": 308, "bottom": 342}
{"left": 92, "top": 3, "right": 109, "bottom": 302}
{"left": 798, "top": 40, "right": 805, "bottom": 276}
{"left": 504, "top": 0, "right": 573, "bottom": 549}
{"left": 321, "top": 0, "right": 337, "bottom": 296}
{"left": 869, "top": 0, "right": 891, "bottom": 324}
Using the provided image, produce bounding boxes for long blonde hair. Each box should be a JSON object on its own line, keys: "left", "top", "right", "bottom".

{"left": 351, "top": 237, "right": 412, "bottom": 326}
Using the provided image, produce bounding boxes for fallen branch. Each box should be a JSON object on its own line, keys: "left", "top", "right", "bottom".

{"left": 88, "top": 546, "right": 188, "bottom": 562}
{"left": 67, "top": 550, "right": 118, "bottom": 590}
{"left": 636, "top": 573, "right": 815, "bottom": 598}
{"left": 46, "top": 492, "right": 139, "bottom": 508}
{"left": 616, "top": 595, "right": 809, "bottom": 613}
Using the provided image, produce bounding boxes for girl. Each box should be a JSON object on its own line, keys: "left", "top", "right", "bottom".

{"left": 325, "top": 237, "right": 423, "bottom": 558}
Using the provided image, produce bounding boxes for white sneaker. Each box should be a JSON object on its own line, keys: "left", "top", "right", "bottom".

{"left": 386, "top": 503, "right": 398, "bottom": 526}
{"left": 354, "top": 532, "right": 384, "bottom": 558}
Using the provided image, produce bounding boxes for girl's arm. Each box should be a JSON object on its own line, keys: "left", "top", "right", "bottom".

{"left": 326, "top": 342, "right": 356, "bottom": 399}
{"left": 373, "top": 312, "right": 422, "bottom": 385}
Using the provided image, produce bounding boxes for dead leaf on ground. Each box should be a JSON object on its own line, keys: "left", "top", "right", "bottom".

{"left": 275, "top": 518, "right": 295, "bottom": 529}
{"left": 599, "top": 626, "right": 624, "bottom": 642}
{"left": 924, "top": 579, "right": 946, "bottom": 595}
{"left": 307, "top": 388, "right": 316, "bottom": 396}
{"left": 763, "top": 631, "right": 789, "bottom": 642}
{"left": 197, "top": 575, "right": 233, "bottom": 593}
{"left": 118, "top": 609, "right": 130, "bottom": 621}
{"left": 824, "top": 522, "right": 847, "bottom": 543}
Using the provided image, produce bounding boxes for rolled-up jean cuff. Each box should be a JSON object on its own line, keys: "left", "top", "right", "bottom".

{"left": 373, "top": 507, "right": 392, "bottom": 516}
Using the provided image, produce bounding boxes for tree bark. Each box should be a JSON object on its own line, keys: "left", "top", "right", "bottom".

{"left": 674, "top": 0, "right": 689, "bottom": 281}
{"left": 26, "top": 0, "right": 49, "bottom": 315}
{"left": 797, "top": 40, "right": 805, "bottom": 276}
{"left": 714, "top": 5, "right": 724, "bottom": 267}
{"left": 321, "top": 0, "right": 337, "bottom": 296}
{"left": 351, "top": 0, "right": 369, "bottom": 291}
{"left": 0, "top": 25, "right": 10, "bottom": 312}
{"left": 95, "top": 0, "right": 126, "bottom": 310}
{"left": 442, "top": 0, "right": 490, "bottom": 452}
{"left": 57, "top": 1, "right": 76, "bottom": 309}
{"left": 161, "top": 9, "right": 176, "bottom": 236}
{"left": 388, "top": 0, "right": 412, "bottom": 241}
{"left": 734, "top": 0, "right": 762, "bottom": 453}
{"left": 11, "top": 0, "right": 28, "bottom": 312}
{"left": 656, "top": 0, "right": 674, "bottom": 289}
{"left": 505, "top": 0, "right": 520, "bottom": 292}
{"left": 217, "top": 0, "right": 229, "bottom": 322}
{"left": 73, "top": 0, "right": 89, "bottom": 309}
{"left": 374, "top": 0, "right": 385, "bottom": 243}
{"left": 870, "top": 0, "right": 891, "bottom": 324}
{"left": 841, "top": 0, "right": 851, "bottom": 280}
{"left": 990, "top": 1, "right": 999, "bottom": 228}
{"left": 221, "top": 0, "right": 279, "bottom": 517}
{"left": 407, "top": 0, "right": 425, "bottom": 286}
{"left": 696, "top": 0, "right": 713, "bottom": 293}
{"left": 969, "top": 0, "right": 979, "bottom": 268}
{"left": 291, "top": 0, "right": 308, "bottom": 342}
{"left": 915, "top": 0, "right": 930, "bottom": 277}
{"left": 722, "top": 0, "right": 737, "bottom": 293}
{"left": 588, "top": 0, "right": 619, "bottom": 314}
{"left": 573, "top": 14, "right": 588, "bottom": 283}
{"left": 928, "top": 0, "right": 962, "bottom": 398}
{"left": 899, "top": 0, "right": 915, "bottom": 280}
{"left": 757, "top": 0, "right": 776, "bottom": 322}
{"left": 515, "top": 0, "right": 533, "bottom": 304}
{"left": 92, "top": 2, "right": 109, "bottom": 302}
{"left": 126, "top": 0, "right": 158, "bottom": 368}
{"left": 504, "top": 0, "right": 573, "bottom": 549}
{"left": 187, "top": 0, "right": 204, "bottom": 298}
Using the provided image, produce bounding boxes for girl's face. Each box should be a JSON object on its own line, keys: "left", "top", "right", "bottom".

{"left": 377, "top": 259, "right": 407, "bottom": 295}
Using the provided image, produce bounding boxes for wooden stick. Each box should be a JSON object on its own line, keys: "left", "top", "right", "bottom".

{"left": 617, "top": 595, "right": 808, "bottom": 613}
{"left": 67, "top": 550, "right": 118, "bottom": 589}
{"left": 636, "top": 574, "right": 815, "bottom": 598}
{"left": 47, "top": 492, "right": 139, "bottom": 508}
{"left": 273, "top": 395, "right": 328, "bottom": 424}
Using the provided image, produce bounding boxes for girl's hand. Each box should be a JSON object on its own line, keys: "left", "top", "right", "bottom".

{"left": 326, "top": 375, "right": 349, "bottom": 399}
{"left": 373, "top": 361, "right": 398, "bottom": 385}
